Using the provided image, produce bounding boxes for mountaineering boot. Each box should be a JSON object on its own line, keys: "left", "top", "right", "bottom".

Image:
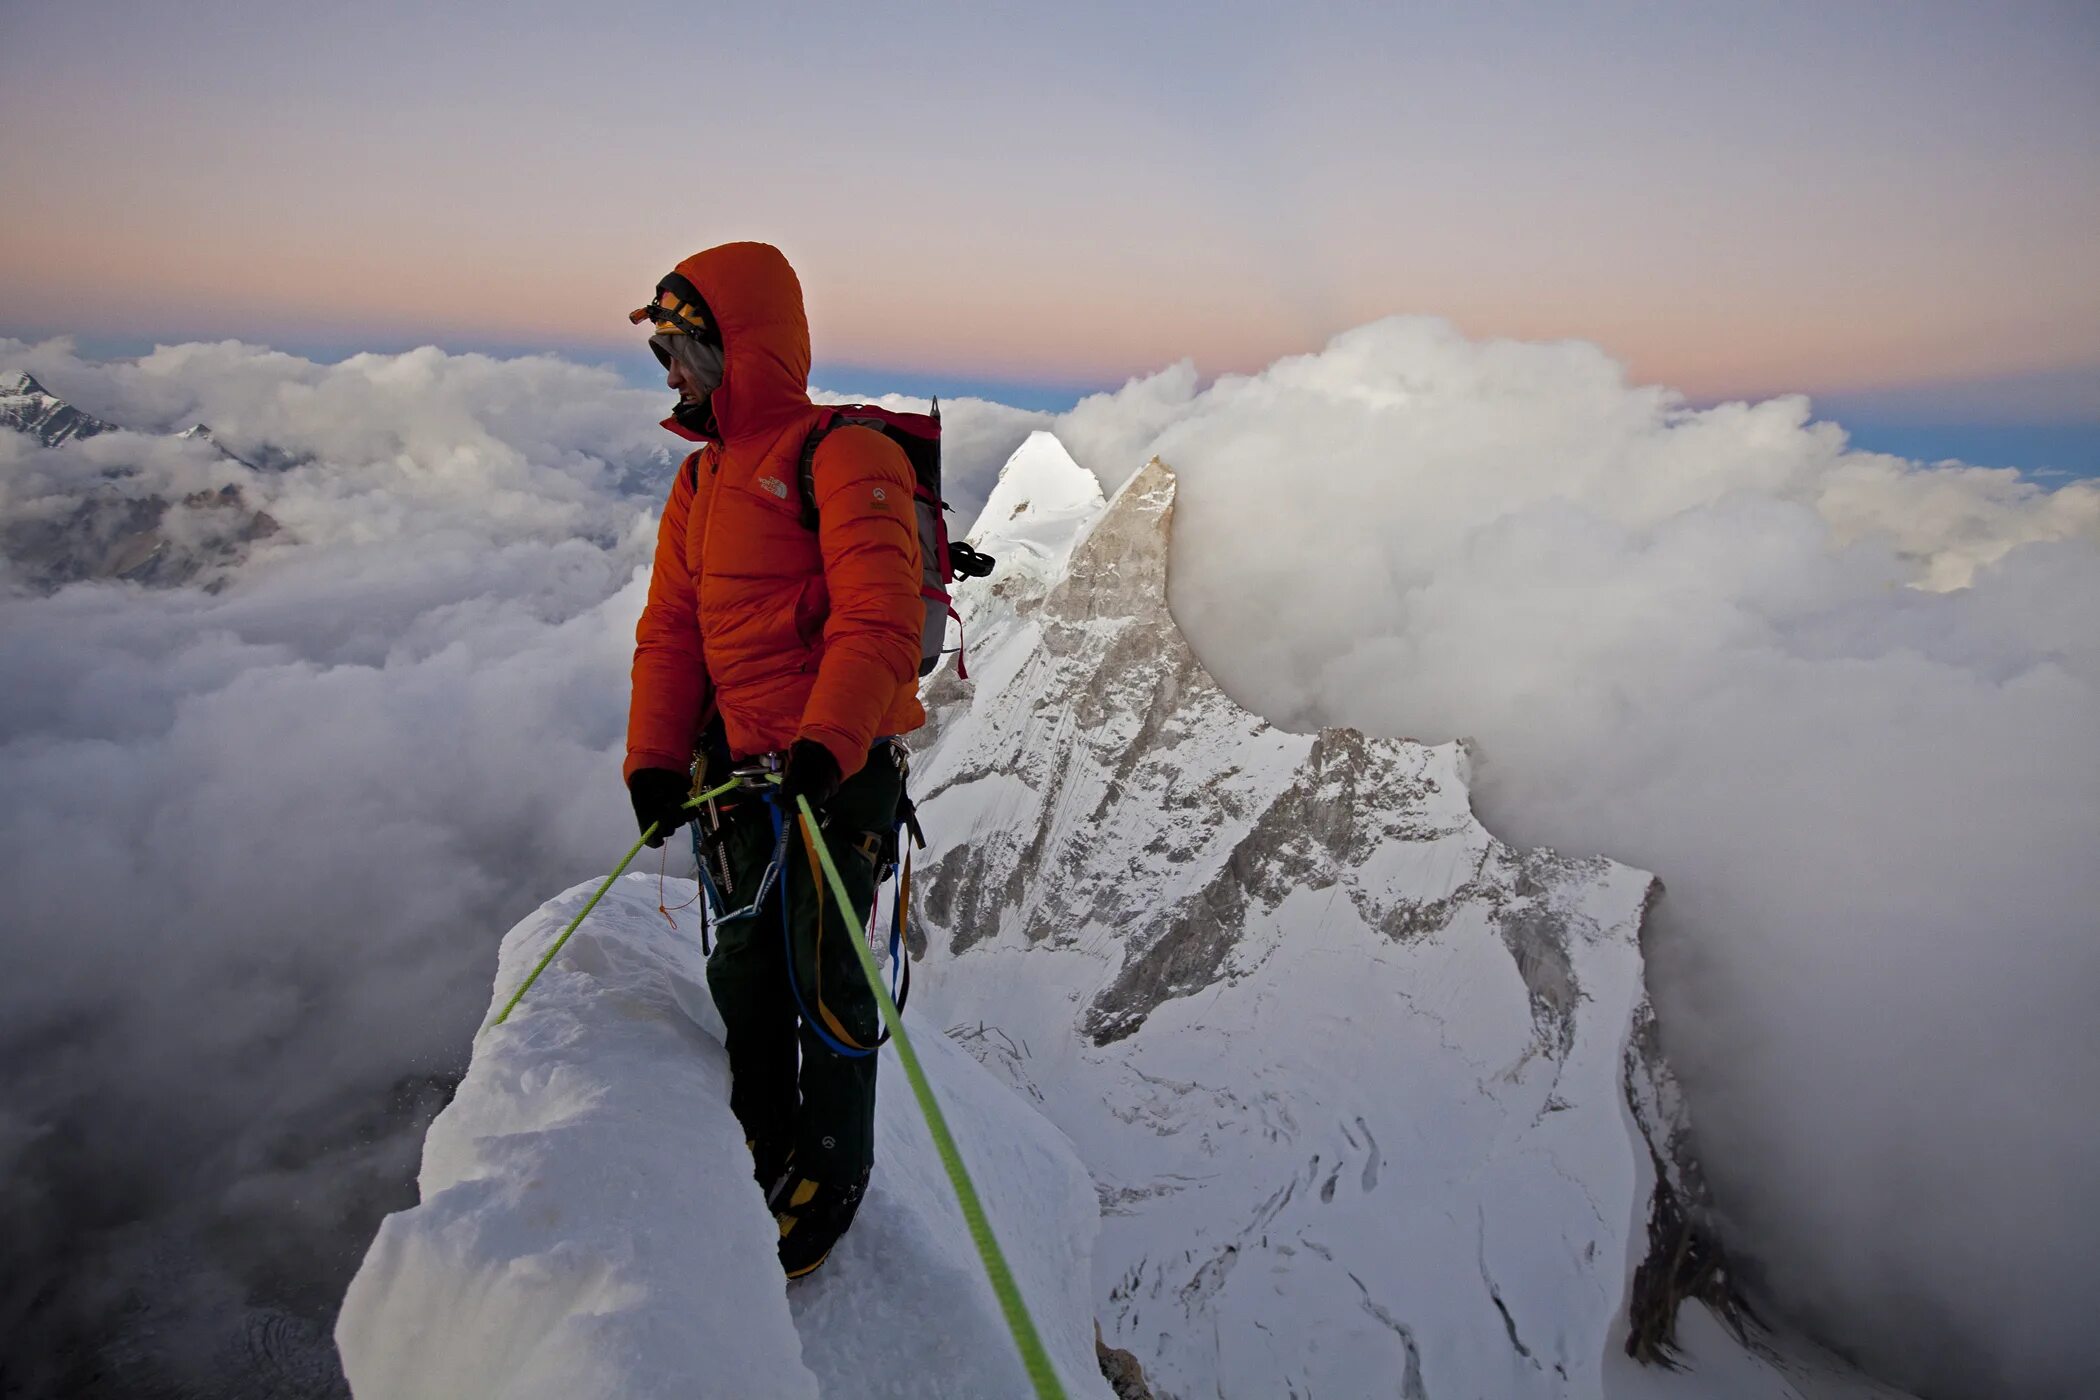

{"left": 768, "top": 1166, "right": 871, "bottom": 1279}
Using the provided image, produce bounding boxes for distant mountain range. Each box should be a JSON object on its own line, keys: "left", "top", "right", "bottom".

{"left": 1, "top": 370, "right": 280, "bottom": 591}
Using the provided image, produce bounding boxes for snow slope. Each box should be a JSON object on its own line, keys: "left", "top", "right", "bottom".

{"left": 335, "top": 874, "right": 1110, "bottom": 1399}
{"left": 906, "top": 432, "right": 1912, "bottom": 1400}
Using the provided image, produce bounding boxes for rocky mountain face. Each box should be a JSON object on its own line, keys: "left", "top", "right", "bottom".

{"left": 907, "top": 433, "right": 1909, "bottom": 1400}
{"left": 0, "top": 370, "right": 279, "bottom": 591}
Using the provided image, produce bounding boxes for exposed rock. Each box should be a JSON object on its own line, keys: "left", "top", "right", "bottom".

{"left": 1621, "top": 976, "right": 1759, "bottom": 1367}
{"left": 1095, "top": 1320, "right": 1153, "bottom": 1400}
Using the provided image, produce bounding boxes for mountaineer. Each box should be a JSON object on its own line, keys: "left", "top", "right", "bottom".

{"left": 623, "top": 241, "right": 925, "bottom": 1278}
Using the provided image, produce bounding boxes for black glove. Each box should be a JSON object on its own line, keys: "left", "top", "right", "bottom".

{"left": 776, "top": 739, "right": 842, "bottom": 814}
{"left": 628, "top": 767, "right": 693, "bottom": 848}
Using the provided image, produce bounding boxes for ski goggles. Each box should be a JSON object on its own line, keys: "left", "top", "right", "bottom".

{"left": 628, "top": 273, "right": 720, "bottom": 346}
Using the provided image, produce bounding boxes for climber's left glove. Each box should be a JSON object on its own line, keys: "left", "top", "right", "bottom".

{"left": 628, "top": 767, "right": 694, "bottom": 848}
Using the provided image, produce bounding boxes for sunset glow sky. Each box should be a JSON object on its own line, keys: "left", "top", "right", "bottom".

{"left": 4, "top": 0, "right": 2096, "bottom": 462}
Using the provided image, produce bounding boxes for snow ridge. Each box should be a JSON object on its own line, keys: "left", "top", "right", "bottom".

{"left": 335, "top": 876, "right": 1111, "bottom": 1399}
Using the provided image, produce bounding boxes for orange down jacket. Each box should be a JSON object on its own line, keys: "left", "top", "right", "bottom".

{"left": 624, "top": 242, "right": 925, "bottom": 784}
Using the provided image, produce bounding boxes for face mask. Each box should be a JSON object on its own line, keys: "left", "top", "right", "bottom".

{"left": 651, "top": 333, "right": 725, "bottom": 400}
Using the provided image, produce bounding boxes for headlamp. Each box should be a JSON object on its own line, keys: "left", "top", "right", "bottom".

{"left": 627, "top": 273, "right": 720, "bottom": 346}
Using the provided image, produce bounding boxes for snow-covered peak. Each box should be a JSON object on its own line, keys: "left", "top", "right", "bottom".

{"left": 1, "top": 368, "right": 115, "bottom": 447}
{"left": 967, "top": 429, "right": 1106, "bottom": 574}
{"left": 174, "top": 420, "right": 252, "bottom": 466}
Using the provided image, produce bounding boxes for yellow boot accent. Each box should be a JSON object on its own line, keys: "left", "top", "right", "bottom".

{"left": 784, "top": 1247, "right": 832, "bottom": 1280}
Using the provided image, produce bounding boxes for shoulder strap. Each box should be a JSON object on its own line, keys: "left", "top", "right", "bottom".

{"left": 795, "top": 408, "right": 843, "bottom": 531}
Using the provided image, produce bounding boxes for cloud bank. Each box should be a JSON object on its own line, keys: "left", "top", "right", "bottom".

{"left": 1054, "top": 319, "right": 2100, "bottom": 1399}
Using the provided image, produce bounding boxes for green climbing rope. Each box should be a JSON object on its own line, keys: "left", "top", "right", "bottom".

{"left": 795, "top": 794, "right": 1069, "bottom": 1400}
{"left": 486, "top": 777, "right": 743, "bottom": 1031}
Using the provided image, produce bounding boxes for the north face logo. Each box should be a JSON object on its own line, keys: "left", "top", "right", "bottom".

{"left": 758, "top": 476, "right": 789, "bottom": 499}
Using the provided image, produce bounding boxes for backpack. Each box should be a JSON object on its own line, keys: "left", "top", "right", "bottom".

{"left": 795, "top": 398, "right": 994, "bottom": 678}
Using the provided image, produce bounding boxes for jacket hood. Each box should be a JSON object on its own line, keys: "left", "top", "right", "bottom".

{"left": 667, "top": 242, "right": 811, "bottom": 443}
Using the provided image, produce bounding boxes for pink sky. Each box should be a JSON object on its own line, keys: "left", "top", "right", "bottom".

{"left": 4, "top": 1, "right": 2096, "bottom": 412}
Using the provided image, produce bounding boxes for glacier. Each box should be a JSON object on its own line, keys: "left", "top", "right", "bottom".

{"left": 339, "top": 429, "right": 1913, "bottom": 1398}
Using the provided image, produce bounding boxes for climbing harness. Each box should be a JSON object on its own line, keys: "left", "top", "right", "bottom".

{"left": 691, "top": 754, "right": 791, "bottom": 950}
{"left": 685, "top": 750, "right": 914, "bottom": 1056}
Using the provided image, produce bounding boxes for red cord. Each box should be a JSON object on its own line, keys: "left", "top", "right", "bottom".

{"left": 657, "top": 842, "right": 699, "bottom": 927}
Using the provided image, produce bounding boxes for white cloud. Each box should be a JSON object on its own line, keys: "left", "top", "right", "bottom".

{"left": 1048, "top": 316, "right": 2100, "bottom": 1400}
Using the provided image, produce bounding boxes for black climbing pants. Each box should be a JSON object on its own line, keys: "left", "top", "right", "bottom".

{"left": 704, "top": 742, "right": 901, "bottom": 1188}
